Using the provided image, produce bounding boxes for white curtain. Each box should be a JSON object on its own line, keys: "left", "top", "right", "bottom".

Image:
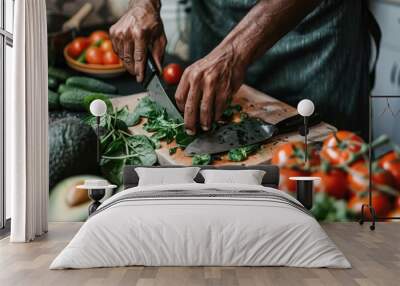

{"left": 7, "top": 0, "right": 49, "bottom": 242}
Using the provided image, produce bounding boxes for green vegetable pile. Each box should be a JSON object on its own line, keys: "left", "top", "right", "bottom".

{"left": 48, "top": 67, "right": 118, "bottom": 112}
{"left": 84, "top": 101, "right": 157, "bottom": 185}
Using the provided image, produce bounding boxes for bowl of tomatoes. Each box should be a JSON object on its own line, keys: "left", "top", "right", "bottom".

{"left": 64, "top": 30, "right": 125, "bottom": 78}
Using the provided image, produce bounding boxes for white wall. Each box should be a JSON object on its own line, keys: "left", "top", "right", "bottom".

{"left": 370, "top": 0, "right": 400, "bottom": 146}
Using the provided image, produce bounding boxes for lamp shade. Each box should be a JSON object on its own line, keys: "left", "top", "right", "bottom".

{"left": 297, "top": 99, "right": 315, "bottom": 117}
{"left": 90, "top": 99, "right": 107, "bottom": 117}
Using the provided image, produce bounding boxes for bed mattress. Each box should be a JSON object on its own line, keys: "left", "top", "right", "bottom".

{"left": 50, "top": 183, "right": 351, "bottom": 269}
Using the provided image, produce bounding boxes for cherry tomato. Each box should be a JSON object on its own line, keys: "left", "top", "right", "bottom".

{"left": 347, "top": 160, "right": 395, "bottom": 193}
{"left": 89, "top": 30, "right": 109, "bottom": 45}
{"left": 85, "top": 47, "right": 104, "bottom": 65}
{"left": 163, "top": 63, "right": 183, "bottom": 85}
{"left": 388, "top": 207, "right": 400, "bottom": 220}
{"left": 271, "top": 141, "right": 319, "bottom": 169}
{"left": 313, "top": 169, "right": 349, "bottom": 199}
{"left": 68, "top": 37, "right": 90, "bottom": 59}
{"left": 320, "top": 131, "right": 364, "bottom": 166}
{"left": 348, "top": 192, "right": 391, "bottom": 218}
{"left": 100, "top": 39, "right": 114, "bottom": 52}
{"left": 279, "top": 168, "right": 308, "bottom": 193}
{"left": 379, "top": 151, "right": 400, "bottom": 189}
{"left": 103, "top": 50, "right": 120, "bottom": 65}
{"left": 396, "top": 197, "right": 400, "bottom": 209}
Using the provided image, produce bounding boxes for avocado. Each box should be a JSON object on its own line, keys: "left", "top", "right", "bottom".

{"left": 49, "top": 175, "right": 109, "bottom": 222}
{"left": 49, "top": 118, "right": 99, "bottom": 188}
{"left": 49, "top": 110, "right": 86, "bottom": 124}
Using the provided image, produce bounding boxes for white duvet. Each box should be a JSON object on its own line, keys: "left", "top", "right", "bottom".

{"left": 50, "top": 183, "right": 351, "bottom": 269}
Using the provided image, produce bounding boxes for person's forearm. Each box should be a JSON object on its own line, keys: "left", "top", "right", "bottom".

{"left": 219, "top": 0, "right": 321, "bottom": 67}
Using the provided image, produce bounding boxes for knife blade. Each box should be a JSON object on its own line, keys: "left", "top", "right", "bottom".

{"left": 184, "top": 113, "right": 321, "bottom": 156}
{"left": 143, "top": 53, "right": 183, "bottom": 122}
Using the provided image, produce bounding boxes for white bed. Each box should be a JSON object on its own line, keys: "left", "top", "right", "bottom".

{"left": 50, "top": 181, "right": 350, "bottom": 269}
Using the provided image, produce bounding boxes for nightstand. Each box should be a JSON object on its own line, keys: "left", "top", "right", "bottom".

{"left": 289, "top": 177, "right": 320, "bottom": 210}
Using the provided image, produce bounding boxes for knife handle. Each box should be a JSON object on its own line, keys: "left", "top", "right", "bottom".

{"left": 275, "top": 113, "right": 321, "bottom": 134}
{"left": 143, "top": 50, "right": 160, "bottom": 88}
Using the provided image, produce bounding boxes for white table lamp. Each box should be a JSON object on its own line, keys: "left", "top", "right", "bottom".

{"left": 90, "top": 99, "right": 107, "bottom": 162}
{"left": 297, "top": 99, "right": 315, "bottom": 162}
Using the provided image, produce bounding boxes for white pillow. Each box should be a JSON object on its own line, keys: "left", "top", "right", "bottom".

{"left": 200, "top": 169, "right": 266, "bottom": 185}
{"left": 135, "top": 167, "right": 200, "bottom": 186}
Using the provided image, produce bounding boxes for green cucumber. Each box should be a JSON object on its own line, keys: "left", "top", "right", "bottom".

{"left": 66, "top": 76, "right": 117, "bottom": 94}
{"left": 48, "top": 89, "right": 60, "bottom": 110}
{"left": 48, "top": 76, "right": 58, "bottom": 91}
{"left": 59, "top": 90, "right": 116, "bottom": 111}
{"left": 58, "top": 84, "right": 118, "bottom": 98}
{"left": 48, "top": 67, "right": 72, "bottom": 82}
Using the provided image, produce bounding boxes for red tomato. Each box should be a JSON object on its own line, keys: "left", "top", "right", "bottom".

{"left": 89, "top": 30, "right": 109, "bottom": 45}
{"left": 320, "top": 131, "right": 364, "bottom": 166}
{"left": 379, "top": 151, "right": 400, "bottom": 189}
{"left": 347, "top": 160, "right": 395, "bottom": 193}
{"left": 163, "top": 63, "right": 183, "bottom": 85}
{"left": 348, "top": 193, "right": 391, "bottom": 218}
{"left": 103, "top": 50, "right": 120, "bottom": 65}
{"left": 100, "top": 39, "right": 114, "bottom": 52}
{"left": 313, "top": 169, "right": 349, "bottom": 199}
{"left": 279, "top": 168, "right": 309, "bottom": 193}
{"left": 271, "top": 141, "right": 319, "bottom": 169}
{"left": 396, "top": 197, "right": 400, "bottom": 209}
{"left": 68, "top": 37, "right": 90, "bottom": 59}
{"left": 388, "top": 207, "right": 400, "bottom": 221}
{"left": 85, "top": 47, "right": 104, "bottom": 65}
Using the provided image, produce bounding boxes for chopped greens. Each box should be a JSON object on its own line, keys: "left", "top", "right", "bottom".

{"left": 228, "top": 144, "right": 260, "bottom": 162}
{"left": 192, "top": 154, "right": 212, "bottom": 165}
{"left": 169, "top": 147, "right": 178, "bottom": 155}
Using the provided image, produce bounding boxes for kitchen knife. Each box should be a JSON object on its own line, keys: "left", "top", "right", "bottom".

{"left": 184, "top": 113, "right": 321, "bottom": 156}
{"left": 142, "top": 53, "right": 183, "bottom": 122}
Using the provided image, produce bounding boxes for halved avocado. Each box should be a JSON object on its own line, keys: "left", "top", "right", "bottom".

{"left": 49, "top": 175, "right": 113, "bottom": 222}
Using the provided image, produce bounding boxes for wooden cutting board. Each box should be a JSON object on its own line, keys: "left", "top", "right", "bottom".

{"left": 111, "top": 85, "right": 336, "bottom": 166}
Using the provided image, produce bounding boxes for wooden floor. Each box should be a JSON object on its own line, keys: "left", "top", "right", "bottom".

{"left": 0, "top": 222, "right": 399, "bottom": 286}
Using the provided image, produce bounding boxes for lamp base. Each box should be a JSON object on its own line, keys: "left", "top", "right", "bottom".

{"left": 359, "top": 204, "right": 376, "bottom": 231}
{"left": 88, "top": 189, "right": 106, "bottom": 215}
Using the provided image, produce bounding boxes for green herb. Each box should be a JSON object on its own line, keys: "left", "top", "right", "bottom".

{"left": 192, "top": 154, "right": 212, "bottom": 165}
{"left": 169, "top": 147, "right": 178, "bottom": 155}
{"left": 222, "top": 100, "right": 242, "bottom": 119}
{"left": 228, "top": 144, "right": 260, "bottom": 162}
{"left": 311, "top": 192, "right": 354, "bottom": 222}
{"left": 135, "top": 97, "right": 195, "bottom": 148}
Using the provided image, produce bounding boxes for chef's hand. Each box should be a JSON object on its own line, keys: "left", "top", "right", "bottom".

{"left": 175, "top": 45, "right": 246, "bottom": 135}
{"left": 109, "top": 0, "right": 166, "bottom": 82}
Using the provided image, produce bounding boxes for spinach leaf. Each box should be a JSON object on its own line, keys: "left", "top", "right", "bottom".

{"left": 115, "top": 106, "right": 140, "bottom": 127}
{"left": 192, "top": 154, "right": 212, "bottom": 165}
{"left": 228, "top": 144, "right": 260, "bottom": 162}
{"left": 133, "top": 96, "right": 162, "bottom": 117}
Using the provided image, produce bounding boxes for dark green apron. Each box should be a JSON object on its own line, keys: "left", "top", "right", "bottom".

{"left": 190, "top": 0, "right": 371, "bottom": 138}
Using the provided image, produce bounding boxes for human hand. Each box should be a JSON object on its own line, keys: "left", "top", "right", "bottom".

{"left": 109, "top": 0, "right": 167, "bottom": 82}
{"left": 175, "top": 44, "right": 246, "bottom": 135}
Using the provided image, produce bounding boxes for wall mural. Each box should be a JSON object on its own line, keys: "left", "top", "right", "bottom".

{"left": 47, "top": 1, "right": 400, "bottom": 222}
